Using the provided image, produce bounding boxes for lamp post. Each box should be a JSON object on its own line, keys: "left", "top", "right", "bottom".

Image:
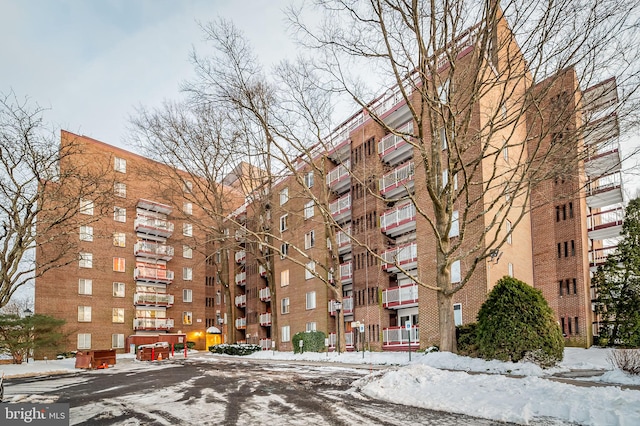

{"left": 23, "top": 308, "right": 33, "bottom": 363}
{"left": 335, "top": 302, "right": 342, "bottom": 354}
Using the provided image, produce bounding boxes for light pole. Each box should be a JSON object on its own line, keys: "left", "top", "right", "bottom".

{"left": 335, "top": 302, "right": 342, "bottom": 354}
{"left": 23, "top": 308, "right": 33, "bottom": 363}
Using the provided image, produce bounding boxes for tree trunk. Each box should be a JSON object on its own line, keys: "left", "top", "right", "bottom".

{"left": 437, "top": 290, "right": 457, "bottom": 353}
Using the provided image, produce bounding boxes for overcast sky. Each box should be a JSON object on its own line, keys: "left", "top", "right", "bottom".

{"left": 0, "top": 0, "right": 295, "bottom": 151}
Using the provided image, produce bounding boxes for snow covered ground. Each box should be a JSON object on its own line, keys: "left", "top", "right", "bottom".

{"left": 2, "top": 347, "right": 640, "bottom": 425}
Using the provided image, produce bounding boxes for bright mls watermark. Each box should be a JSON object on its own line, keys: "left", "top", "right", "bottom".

{"left": 1, "top": 404, "right": 69, "bottom": 425}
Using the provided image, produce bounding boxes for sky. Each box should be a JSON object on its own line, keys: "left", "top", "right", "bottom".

{"left": 3, "top": 347, "right": 640, "bottom": 424}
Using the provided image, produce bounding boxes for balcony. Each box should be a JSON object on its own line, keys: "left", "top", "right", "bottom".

{"left": 330, "top": 193, "right": 351, "bottom": 224}
{"left": 134, "top": 241, "right": 174, "bottom": 261}
{"left": 585, "top": 145, "right": 622, "bottom": 178}
{"left": 235, "top": 317, "right": 247, "bottom": 330}
{"left": 235, "top": 228, "right": 246, "bottom": 243}
{"left": 259, "top": 264, "right": 268, "bottom": 277}
{"left": 326, "top": 160, "right": 351, "bottom": 194}
{"left": 134, "top": 266, "right": 174, "bottom": 284}
{"left": 134, "top": 292, "right": 174, "bottom": 307}
{"left": 235, "top": 294, "right": 246, "bottom": 308}
{"left": 382, "top": 283, "right": 419, "bottom": 309}
{"left": 259, "top": 287, "right": 271, "bottom": 302}
{"left": 382, "top": 326, "right": 419, "bottom": 349}
{"left": 380, "top": 162, "right": 415, "bottom": 199}
{"left": 133, "top": 318, "right": 174, "bottom": 331}
{"left": 235, "top": 250, "right": 246, "bottom": 264}
{"left": 326, "top": 112, "right": 365, "bottom": 162}
{"left": 583, "top": 78, "right": 618, "bottom": 117}
{"left": 378, "top": 121, "right": 414, "bottom": 165}
{"left": 586, "top": 172, "right": 623, "bottom": 208}
{"left": 343, "top": 296, "right": 354, "bottom": 315}
{"left": 336, "top": 225, "right": 352, "bottom": 254}
{"left": 260, "top": 313, "right": 272, "bottom": 326}
{"left": 583, "top": 113, "right": 619, "bottom": 150}
{"left": 259, "top": 338, "right": 272, "bottom": 350}
{"left": 235, "top": 271, "right": 246, "bottom": 287}
{"left": 589, "top": 246, "right": 618, "bottom": 270}
{"left": 382, "top": 242, "right": 418, "bottom": 273}
{"left": 370, "top": 84, "right": 413, "bottom": 127}
{"left": 340, "top": 262, "right": 353, "bottom": 284}
{"left": 137, "top": 199, "right": 172, "bottom": 215}
{"left": 588, "top": 207, "right": 624, "bottom": 240}
{"left": 380, "top": 202, "right": 417, "bottom": 237}
{"left": 327, "top": 332, "right": 354, "bottom": 350}
{"left": 135, "top": 215, "right": 174, "bottom": 238}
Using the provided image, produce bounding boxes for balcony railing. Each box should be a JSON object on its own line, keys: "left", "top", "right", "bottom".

{"left": 260, "top": 313, "right": 272, "bottom": 326}
{"left": 327, "top": 332, "right": 354, "bottom": 349}
{"left": 586, "top": 172, "right": 623, "bottom": 208}
{"left": 133, "top": 318, "right": 174, "bottom": 331}
{"left": 382, "top": 283, "right": 419, "bottom": 309}
{"left": 235, "top": 294, "right": 246, "bottom": 308}
{"left": 380, "top": 202, "right": 417, "bottom": 237}
{"left": 589, "top": 246, "right": 618, "bottom": 269}
{"left": 235, "top": 317, "right": 247, "bottom": 329}
{"left": 134, "top": 215, "right": 174, "bottom": 238}
{"left": 326, "top": 160, "right": 351, "bottom": 194}
{"left": 378, "top": 121, "right": 414, "bottom": 165}
{"left": 235, "top": 271, "right": 246, "bottom": 287}
{"left": 380, "top": 162, "right": 415, "bottom": 198}
{"left": 340, "top": 262, "right": 353, "bottom": 284}
{"left": 382, "top": 242, "right": 418, "bottom": 273}
{"left": 235, "top": 250, "right": 246, "bottom": 264}
{"left": 134, "top": 292, "right": 174, "bottom": 307}
{"left": 259, "top": 338, "right": 272, "bottom": 350}
{"left": 330, "top": 193, "right": 351, "bottom": 224}
{"left": 336, "top": 225, "right": 352, "bottom": 254}
{"left": 343, "top": 296, "right": 354, "bottom": 315}
{"left": 587, "top": 207, "right": 624, "bottom": 240}
{"left": 134, "top": 241, "right": 174, "bottom": 260}
{"left": 137, "top": 199, "right": 172, "bottom": 215}
{"left": 371, "top": 84, "right": 413, "bottom": 127}
{"left": 259, "top": 264, "right": 268, "bottom": 277}
{"left": 134, "top": 266, "right": 174, "bottom": 284}
{"left": 382, "top": 326, "right": 419, "bottom": 348}
{"left": 259, "top": 287, "right": 271, "bottom": 302}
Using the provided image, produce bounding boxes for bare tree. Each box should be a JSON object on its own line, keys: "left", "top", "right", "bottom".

{"left": 0, "top": 93, "right": 111, "bottom": 309}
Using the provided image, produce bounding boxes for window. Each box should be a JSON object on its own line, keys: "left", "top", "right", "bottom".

{"left": 306, "top": 322, "right": 317, "bottom": 332}
{"left": 280, "top": 269, "right": 289, "bottom": 287}
{"left": 451, "top": 260, "right": 461, "bottom": 283}
{"left": 279, "top": 188, "right": 289, "bottom": 205}
{"left": 279, "top": 214, "right": 288, "bottom": 232}
{"left": 438, "top": 79, "right": 449, "bottom": 104}
{"left": 114, "top": 182, "right": 126, "bottom": 198}
{"left": 305, "top": 230, "right": 315, "bottom": 249}
{"left": 78, "top": 279, "right": 92, "bottom": 295}
{"left": 506, "top": 220, "right": 512, "bottom": 244}
{"left": 281, "top": 325, "right": 291, "bottom": 342}
{"left": 453, "top": 303, "right": 463, "bottom": 326}
{"left": 183, "top": 311, "right": 193, "bottom": 325}
{"left": 79, "top": 199, "right": 94, "bottom": 215}
{"left": 449, "top": 211, "right": 459, "bottom": 238}
{"left": 440, "top": 127, "right": 447, "bottom": 150}
{"left": 503, "top": 146, "right": 509, "bottom": 162}
{"left": 281, "top": 298, "right": 290, "bottom": 314}
{"left": 306, "top": 291, "right": 316, "bottom": 310}
{"left": 305, "top": 261, "right": 315, "bottom": 280}
{"left": 183, "top": 180, "right": 193, "bottom": 193}
{"left": 441, "top": 170, "right": 449, "bottom": 187}
{"left": 453, "top": 173, "right": 458, "bottom": 191}
{"left": 113, "top": 232, "right": 126, "bottom": 247}
{"left": 280, "top": 243, "right": 289, "bottom": 259}
{"left": 183, "top": 223, "right": 193, "bottom": 237}
{"left": 183, "top": 245, "right": 193, "bottom": 259}
{"left": 112, "top": 308, "right": 124, "bottom": 323}
{"left": 78, "top": 306, "right": 92, "bottom": 322}
{"left": 79, "top": 252, "right": 93, "bottom": 268}
{"left": 114, "top": 206, "right": 126, "bottom": 222}
{"left": 78, "top": 333, "right": 91, "bottom": 350}
{"left": 183, "top": 289, "right": 193, "bottom": 303}
{"left": 114, "top": 157, "right": 126, "bottom": 173}
{"left": 183, "top": 267, "right": 193, "bottom": 281}
{"left": 574, "top": 317, "right": 579, "bottom": 335}
{"left": 113, "top": 282, "right": 125, "bottom": 297}
{"left": 113, "top": 257, "right": 125, "bottom": 272}
{"left": 508, "top": 262, "right": 514, "bottom": 277}
{"left": 304, "top": 201, "right": 315, "bottom": 219}
{"left": 183, "top": 202, "right": 193, "bottom": 215}
{"left": 79, "top": 226, "right": 93, "bottom": 242}
{"left": 304, "top": 172, "right": 314, "bottom": 188}
{"left": 112, "top": 334, "right": 125, "bottom": 349}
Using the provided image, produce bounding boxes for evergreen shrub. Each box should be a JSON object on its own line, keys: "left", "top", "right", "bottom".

{"left": 209, "top": 343, "right": 262, "bottom": 356}
{"left": 292, "top": 331, "right": 326, "bottom": 354}
{"left": 456, "top": 323, "right": 479, "bottom": 357}
{"left": 476, "top": 276, "right": 564, "bottom": 367}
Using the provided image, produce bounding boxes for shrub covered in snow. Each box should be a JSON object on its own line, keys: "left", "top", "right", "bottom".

{"left": 476, "top": 276, "right": 564, "bottom": 367}
{"left": 209, "top": 344, "right": 262, "bottom": 356}
{"left": 292, "top": 331, "right": 326, "bottom": 353}
{"left": 609, "top": 348, "right": 640, "bottom": 375}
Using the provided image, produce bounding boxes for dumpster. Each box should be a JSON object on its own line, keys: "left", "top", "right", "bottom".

{"left": 75, "top": 349, "right": 117, "bottom": 369}
{"left": 136, "top": 342, "right": 170, "bottom": 361}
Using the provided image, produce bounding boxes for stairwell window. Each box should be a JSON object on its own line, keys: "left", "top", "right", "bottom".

{"left": 305, "top": 261, "right": 316, "bottom": 280}
{"left": 79, "top": 252, "right": 93, "bottom": 268}
{"left": 114, "top": 206, "right": 126, "bottom": 222}
{"left": 305, "top": 230, "right": 315, "bottom": 249}
{"left": 280, "top": 243, "right": 289, "bottom": 259}
{"left": 183, "top": 267, "right": 193, "bottom": 281}
{"left": 280, "top": 269, "right": 289, "bottom": 287}
{"left": 183, "top": 312, "right": 193, "bottom": 325}
{"left": 282, "top": 325, "right": 291, "bottom": 342}
{"left": 306, "top": 291, "right": 316, "bottom": 310}
{"left": 183, "top": 223, "right": 193, "bottom": 237}
{"left": 113, "top": 257, "right": 125, "bottom": 272}
{"left": 113, "top": 282, "right": 125, "bottom": 297}
{"left": 183, "top": 202, "right": 193, "bottom": 215}
{"left": 114, "top": 182, "right": 126, "bottom": 198}
{"left": 79, "top": 199, "right": 94, "bottom": 215}
{"left": 451, "top": 260, "right": 461, "bottom": 283}
{"left": 280, "top": 214, "right": 288, "bottom": 232}
{"left": 449, "top": 211, "right": 459, "bottom": 238}
{"left": 78, "top": 334, "right": 91, "bottom": 350}
{"left": 112, "top": 334, "right": 124, "bottom": 349}
{"left": 113, "top": 232, "right": 126, "bottom": 247}
{"left": 281, "top": 298, "right": 290, "bottom": 314}
{"left": 304, "top": 171, "right": 314, "bottom": 188}
{"left": 183, "top": 289, "right": 193, "bottom": 303}
{"left": 114, "top": 157, "right": 126, "bottom": 173}
{"left": 506, "top": 220, "right": 512, "bottom": 244}
{"left": 79, "top": 226, "right": 93, "bottom": 242}
{"left": 78, "top": 306, "right": 92, "bottom": 322}
{"left": 280, "top": 188, "right": 289, "bottom": 205}
{"left": 183, "top": 245, "right": 193, "bottom": 259}
{"left": 112, "top": 308, "right": 124, "bottom": 323}
{"left": 304, "top": 201, "right": 315, "bottom": 219}
{"left": 453, "top": 303, "right": 463, "bottom": 326}
{"left": 78, "top": 279, "right": 92, "bottom": 295}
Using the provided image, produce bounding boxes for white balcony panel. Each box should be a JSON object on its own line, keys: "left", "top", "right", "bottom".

{"left": 585, "top": 147, "right": 622, "bottom": 177}
{"left": 380, "top": 202, "right": 417, "bottom": 237}
{"left": 259, "top": 338, "right": 272, "bottom": 350}
{"left": 137, "top": 199, "right": 172, "bottom": 215}
{"left": 342, "top": 296, "right": 354, "bottom": 315}
{"left": 259, "top": 287, "right": 271, "bottom": 302}
{"left": 382, "top": 242, "right": 418, "bottom": 273}
{"left": 586, "top": 173, "right": 623, "bottom": 208}
{"left": 235, "top": 271, "right": 246, "bottom": 286}
{"left": 235, "top": 294, "right": 246, "bottom": 308}
{"left": 260, "top": 313, "right": 272, "bottom": 326}
{"left": 371, "top": 85, "right": 413, "bottom": 128}
{"left": 133, "top": 318, "right": 174, "bottom": 331}
{"left": 340, "top": 262, "right": 353, "bottom": 284}
{"left": 382, "top": 283, "right": 419, "bottom": 309}
{"left": 135, "top": 215, "right": 174, "bottom": 238}
{"left": 583, "top": 113, "right": 619, "bottom": 148}
{"left": 588, "top": 207, "right": 624, "bottom": 240}
{"left": 330, "top": 194, "right": 351, "bottom": 224}
{"left": 134, "top": 266, "right": 174, "bottom": 284}
{"left": 336, "top": 225, "right": 352, "bottom": 255}
{"left": 134, "top": 241, "right": 174, "bottom": 261}
{"left": 382, "top": 326, "right": 419, "bottom": 347}
{"left": 380, "top": 162, "right": 415, "bottom": 199}
{"left": 326, "top": 160, "right": 351, "bottom": 194}
{"left": 583, "top": 78, "right": 618, "bottom": 116}
{"left": 235, "top": 250, "right": 246, "bottom": 264}
{"left": 378, "top": 122, "right": 414, "bottom": 165}
{"left": 589, "top": 245, "right": 619, "bottom": 271}
{"left": 134, "top": 292, "right": 174, "bottom": 307}
{"left": 235, "top": 317, "right": 247, "bottom": 329}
